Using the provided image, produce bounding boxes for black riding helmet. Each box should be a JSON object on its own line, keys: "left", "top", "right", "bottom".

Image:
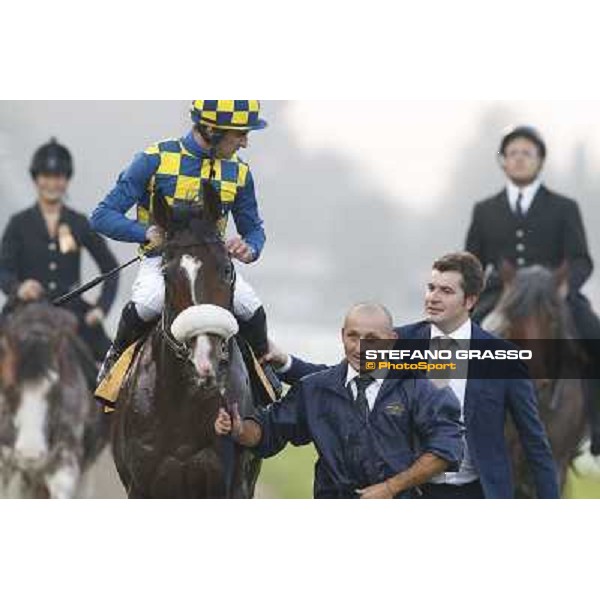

{"left": 499, "top": 125, "right": 547, "bottom": 160}
{"left": 30, "top": 137, "right": 73, "bottom": 180}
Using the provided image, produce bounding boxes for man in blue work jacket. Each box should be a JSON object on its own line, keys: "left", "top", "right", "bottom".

{"left": 215, "top": 302, "right": 463, "bottom": 499}
{"left": 90, "top": 101, "right": 273, "bottom": 382}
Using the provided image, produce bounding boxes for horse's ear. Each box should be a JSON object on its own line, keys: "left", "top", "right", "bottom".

{"left": 152, "top": 188, "right": 172, "bottom": 230}
{"left": 555, "top": 261, "right": 570, "bottom": 299}
{"left": 499, "top": 259, "right": 517, "bottom": 285}
{"left": 201, "top": 180, "right": 223, "bottom": 227}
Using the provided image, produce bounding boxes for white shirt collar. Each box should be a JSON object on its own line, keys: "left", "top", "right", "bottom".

{"left": 430, "top": 318, "right": 472, "bottom": 340}
{"left": 345, "top": 363, "right": 385, "bottom": 387}
{"left": 506, "top": 177, "right": 542, "bottom": 215}
{"left": 346, "top": 363, "right": 360, "bottom": 387}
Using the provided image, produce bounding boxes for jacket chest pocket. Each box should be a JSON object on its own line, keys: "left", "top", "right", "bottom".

{"left": 377, "top": 401, "right": 411, "bottom": 435}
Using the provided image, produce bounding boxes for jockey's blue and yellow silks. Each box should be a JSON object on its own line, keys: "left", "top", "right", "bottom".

{"left": 89, "top": 131, "right": 265, "bottom": 260}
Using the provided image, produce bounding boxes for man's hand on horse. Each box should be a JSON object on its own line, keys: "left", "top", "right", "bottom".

{"left": 226, "top": 236, "right": 254, "bottom": 263}
{"left": 17, "top": 279, "right": 44, "bottom": 302}
{"left": 261, "top": 338, "right": 290, "bottom": 369}
{"left": 145, "top": 225, "right": 166, "bottom": 250}
{"left": 85, "top": 307, "right": 105, "bottom": 327}
{"left": 215, "top": 403, "right": 243, "bottom": 440}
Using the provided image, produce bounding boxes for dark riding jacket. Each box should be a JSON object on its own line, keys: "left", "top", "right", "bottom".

{"left": 0, "top": 203, "right": 118, "bottom": 313}
{"left": 466, "top": 185, "right": 592, "bottom": 293}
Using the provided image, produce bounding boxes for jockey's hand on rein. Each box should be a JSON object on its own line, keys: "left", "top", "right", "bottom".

{"left": 145, "top": 225, "right": 166, "bottom": 249}
{"left": 226, "top": 235, "right": 254, "bottom": 263}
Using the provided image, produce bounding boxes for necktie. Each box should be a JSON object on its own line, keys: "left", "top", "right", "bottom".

{"left": 353, "top": 375, "right": 373, "bottom": 418}
{"left": 515, "top": 192, "right": 524, "bottom": 219}
{"left": 430, "top": 336, "right": 457, "bottom": 388}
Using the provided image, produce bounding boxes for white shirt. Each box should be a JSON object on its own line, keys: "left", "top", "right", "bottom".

{"left": 345, "top": 364, "right": 383, "bottom": 411}
{"left": 429, "top": 318, "right": 479, "bottom": 486}
{"left": 506, "top": 178, "right": 542, "bottom": 216}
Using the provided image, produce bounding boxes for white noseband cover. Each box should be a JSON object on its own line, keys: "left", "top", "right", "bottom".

{"left": 171, "top": 305, "right": 239, "bottom": 342}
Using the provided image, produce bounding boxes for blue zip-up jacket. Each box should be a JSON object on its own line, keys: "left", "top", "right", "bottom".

{"left": 280, "top": 322, "right": 560, "bottom": 499}
{"left": 250, "top": 361, "right": 464, "bottom": 498}
{"left": 89, "top": 131, "right": 266, "bottom": 260}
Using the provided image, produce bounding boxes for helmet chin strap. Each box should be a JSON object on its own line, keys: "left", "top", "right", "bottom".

{"left": 199, "top": 126, "right": 226, "bottom": 151}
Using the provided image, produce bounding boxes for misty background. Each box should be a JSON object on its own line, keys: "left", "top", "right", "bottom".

{"left": 1, "top": 101, "right": 599, "bottom": 497}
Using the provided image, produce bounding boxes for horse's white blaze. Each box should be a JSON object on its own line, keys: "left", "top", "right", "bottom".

{"left": 180, "top": 255, "right": 202, "bottom": 305}
{"left": 193, "top": 334, "right": 214, "bottom": 378}
{"left": 13, "top": 374, "right": 54, "bottom": 462}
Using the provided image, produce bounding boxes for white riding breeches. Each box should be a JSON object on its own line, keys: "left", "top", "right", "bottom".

{"left": 131, "top": 256, "right": 262, "bottom": 322}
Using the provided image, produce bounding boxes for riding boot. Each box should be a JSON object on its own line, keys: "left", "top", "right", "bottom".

{"left": 96, "top": 302, "right": 154, "bottom": 385}
{"left": 237, "top": 306, "right": 283, "bottom": 399}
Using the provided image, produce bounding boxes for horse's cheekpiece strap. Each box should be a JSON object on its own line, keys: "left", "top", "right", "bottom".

{"left": 161, "top": 325, "right": 193, "bottom": 361}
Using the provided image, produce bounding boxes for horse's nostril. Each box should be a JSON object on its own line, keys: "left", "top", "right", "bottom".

{"left": 195, "top": 358, "right": 213, "bottom": 374}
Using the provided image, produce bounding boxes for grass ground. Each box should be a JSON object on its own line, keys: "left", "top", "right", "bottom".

{"left": 258, "top": 444, "right": 600, "bottom": 499}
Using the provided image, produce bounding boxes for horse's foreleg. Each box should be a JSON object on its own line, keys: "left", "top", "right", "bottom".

{"left": 44, "top": 451, "right": 81, "bottom": 499}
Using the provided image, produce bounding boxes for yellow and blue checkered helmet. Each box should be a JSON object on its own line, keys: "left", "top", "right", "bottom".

{"left": 191, "top": 100, "right": 268, "bottom": 131}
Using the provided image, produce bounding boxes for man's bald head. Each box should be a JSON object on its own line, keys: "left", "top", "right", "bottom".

{"left": 344, "top": 302, "right": 394, "bottom": 331}
{"left": 342, "top": 303, "right": 396, "bottom": 370}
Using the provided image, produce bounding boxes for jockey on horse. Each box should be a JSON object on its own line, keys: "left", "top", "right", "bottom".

{"left": 91, "top": 100, "right": 280, "bottom": 394}
{"left": 465, "top": 125, "right": 600, "bottom": 463}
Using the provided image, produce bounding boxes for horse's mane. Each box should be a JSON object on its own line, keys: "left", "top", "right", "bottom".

{"left": 495, "top": 266, "right": 572, "bottom": 336}
{"left": 497, "top": 266, "right": 557, "bottom": 319}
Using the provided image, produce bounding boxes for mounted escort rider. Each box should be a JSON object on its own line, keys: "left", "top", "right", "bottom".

{"left": 90, "top": 100, "right": 278, "bottom": 390}
{"left": 465, "top": 125, "right": 600, "bottom": 466}
{"left": 0, "top": 138, "right": 118, "bottom": 364}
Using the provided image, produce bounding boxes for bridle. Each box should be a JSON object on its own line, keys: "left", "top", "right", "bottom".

{"left": 158, "top": 237, "right": 237, "bottom": 380}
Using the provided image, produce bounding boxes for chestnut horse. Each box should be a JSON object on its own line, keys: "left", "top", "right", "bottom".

{"left": 111, "top": 186, "right": 262, "bottom": 498}
{"left": 483, "top": 263, "right": 587, "bottom": 496}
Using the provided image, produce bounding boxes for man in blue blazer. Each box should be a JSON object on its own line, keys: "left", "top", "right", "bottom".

{"left": 266, "top": 252, "right": 559, "bottom": 499}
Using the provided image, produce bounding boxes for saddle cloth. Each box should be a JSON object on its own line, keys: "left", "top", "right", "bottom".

{"left": 95, "top": 342, "right": 140, "bottom": 414}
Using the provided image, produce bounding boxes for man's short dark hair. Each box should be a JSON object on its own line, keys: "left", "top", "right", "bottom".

{"left": 432, "top": 252, "right": 484, "bottom": 298}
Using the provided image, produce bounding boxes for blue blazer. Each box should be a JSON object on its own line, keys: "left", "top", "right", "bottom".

{"left": 284, "top": 321, "right": 560, "bottom": 499}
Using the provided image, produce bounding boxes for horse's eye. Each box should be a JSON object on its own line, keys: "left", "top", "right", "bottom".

{"left": 223, "top": 264, "right": 234, "bottom": 282}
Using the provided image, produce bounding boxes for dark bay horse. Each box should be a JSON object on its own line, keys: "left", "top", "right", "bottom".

{"left": 0, "top": 302, "right": 108, "bottom": 498}
{"left": 112, "top": 187, "right": 262, "bottom": 498}
{"left": 483, "top": 263, "right": 587, "bottom": 496}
